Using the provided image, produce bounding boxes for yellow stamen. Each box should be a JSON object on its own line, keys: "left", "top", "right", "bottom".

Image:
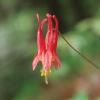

{"left": 40, "top": 69, "right": 51, "bottom": 77}
{"left": 40, "top": 69, "right": 51, "bottom": 84}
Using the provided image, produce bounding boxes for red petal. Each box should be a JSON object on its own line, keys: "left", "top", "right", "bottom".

{"left": 36, "top": 14, "right": 46, "bottom": 53}
{"left": 32, "top": 53, "right": 40, "bottom": 70}
{"left": 44, "top": 50, "right": 52, "bottom": 70}
{"left": 53, "top": 15, "right": 59, "bottom": 30}
{"left": 46, "top": 14, "right": 53, "bottom": 33}
{"left": 53, "top": 51, "right": 61, "bottom": 68}
{"left": 41, "top": 18, "right": 47, "bottom": 29}
{"left": 46, "top": 14, "right": 53, "bottom": 48}
{"left": 52, "top": 15, "right": 59, "bottom": 50}
{"left": 46, "top": 14, "right": 59, "bottom": 52}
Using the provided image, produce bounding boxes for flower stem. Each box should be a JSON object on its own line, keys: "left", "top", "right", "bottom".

{"left": 59, "top": 31, "right": 99, "bottom": 70}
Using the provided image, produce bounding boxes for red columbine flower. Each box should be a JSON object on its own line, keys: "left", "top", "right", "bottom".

{"left": 32, "top": 13, "right": 61, "bottom": 84}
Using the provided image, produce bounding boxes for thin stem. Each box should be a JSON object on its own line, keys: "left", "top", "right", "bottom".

{"left": 59, "top": 31, "right": 99, "bottom": 70}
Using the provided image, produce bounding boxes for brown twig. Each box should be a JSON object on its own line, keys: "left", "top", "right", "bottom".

{"left": 59, "top": 31, "right": 99, "bottom": 70}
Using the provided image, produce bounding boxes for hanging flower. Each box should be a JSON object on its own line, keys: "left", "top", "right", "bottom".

{"left": 32, "top": 13, "right": 61, "bottom": 84}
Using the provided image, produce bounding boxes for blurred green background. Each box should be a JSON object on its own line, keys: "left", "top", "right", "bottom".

{"left": 0, "top": 0, "right": 100, "bottom": 100}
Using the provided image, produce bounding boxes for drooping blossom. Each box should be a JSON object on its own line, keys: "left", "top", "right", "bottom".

{"left": 32, "top": 13, "right": 61, "bottom": 83}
